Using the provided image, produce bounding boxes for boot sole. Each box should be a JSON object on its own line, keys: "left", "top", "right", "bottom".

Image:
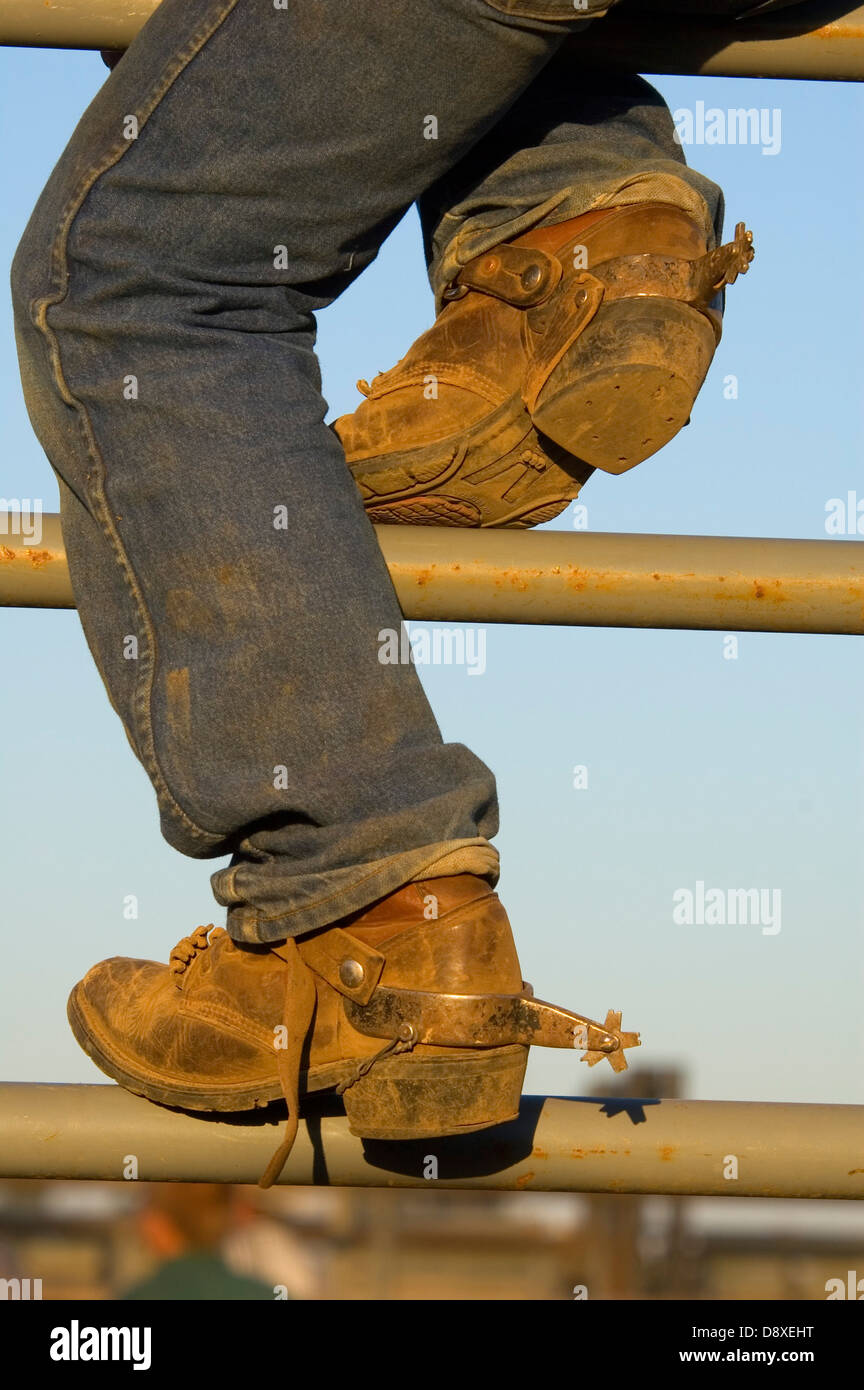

{"left": 531, "top": 297, "right": 716, "bottom": 475}
{"left": 348, "top": 299, "right": 714, "bottom": 522}
{"left": 350, "top": 398, "right": 592, "bottom": 529}
{"left": 68, "top": 987, "right": 527, "bottom": 1139}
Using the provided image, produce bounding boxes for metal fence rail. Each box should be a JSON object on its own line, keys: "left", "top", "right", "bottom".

{"left": 1, "top": 1083, "right": 862, "bottom": 1196}
{"left": 2, "top": 512, "right": 862, "bottom": 633}
{"left": 1, "top": 0, "right": 863, "bottom": 81}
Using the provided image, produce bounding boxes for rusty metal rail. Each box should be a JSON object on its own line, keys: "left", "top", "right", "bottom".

{"left": 1, "top": 0, "right": 863, "bottom": 81}
{"left": 1, "top": 1083, "right": 862, "bottom": 1196}
{"left": 2, "top": 512, "right": 862, "bottom": 633}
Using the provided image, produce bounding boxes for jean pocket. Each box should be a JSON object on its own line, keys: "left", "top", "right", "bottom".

{"left": 481, "top": 0, "right": 616, "bottom": 18}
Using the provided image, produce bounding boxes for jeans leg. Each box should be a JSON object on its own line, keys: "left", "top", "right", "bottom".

{"left": 419, "top": 47, "right": 726, "bottom": 303}
{"left": 12, "top": 0, "right": 609, "bottom": 943}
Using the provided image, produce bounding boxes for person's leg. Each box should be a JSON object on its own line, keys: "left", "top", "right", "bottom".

{"left": 337, "top": 49, "right": 753, "bottom": 527}
{"left": 13, "top": 0, "right": 648, "bottom": 1170}
{"left": 12, "top": 0, "right": 603, "bottom": 944}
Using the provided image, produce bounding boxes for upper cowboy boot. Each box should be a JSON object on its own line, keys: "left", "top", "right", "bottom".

{"left": 334, "top": 203, "right": 754, "bottom": 527}
{"left": 68, "top": 873, "right": 638, "bottom": 1186}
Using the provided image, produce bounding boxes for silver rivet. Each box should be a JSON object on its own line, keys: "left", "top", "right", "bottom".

{"left": 339, "top": 958, "right": 366, "bottom": 989}
{"left": 521, "top": 264, "right": 543, "bottom": 291}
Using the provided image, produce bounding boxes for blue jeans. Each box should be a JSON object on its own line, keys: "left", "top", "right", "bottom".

{"left": 12, "top": 0, "right": 722, "bottom": 942}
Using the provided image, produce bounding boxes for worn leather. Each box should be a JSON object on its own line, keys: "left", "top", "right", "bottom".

{"left": 335, "top": 203, "right": 711, "bottom": 528}
{"left": 68, "top": 873, "right": 523, "bottom": 1106}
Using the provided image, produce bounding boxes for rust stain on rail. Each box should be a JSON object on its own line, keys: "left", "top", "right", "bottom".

{"left": 750, "top": 578, "right": 788, "bottom": 602}
{"left": 813, "top": 24, "right": 864, "bottom": 40}
{"left": 396, "top": 561, "right": 851, "bottom": 613}
{"left": 0, "top": 546, "right": 60, "bottom": 568}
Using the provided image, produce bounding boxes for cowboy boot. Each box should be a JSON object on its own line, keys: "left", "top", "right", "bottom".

{"left": 334, "top": 203, "right": 753, "bottom": 527}
{"left": 67, "top": 873, "right": 639, "bottom": 1185}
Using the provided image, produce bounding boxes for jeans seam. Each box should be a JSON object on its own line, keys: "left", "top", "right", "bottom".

{"left": 29, "top": 0, "right": 243, "bottom": 848}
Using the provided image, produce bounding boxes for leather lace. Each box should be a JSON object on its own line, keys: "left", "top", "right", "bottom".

{"left": 258, "top": 939, "right": 317, "bottom": 1190}
{"left": 168, "top": 924, "right": 215, "bottom": 976}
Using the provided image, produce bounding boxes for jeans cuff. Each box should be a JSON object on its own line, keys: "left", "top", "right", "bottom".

{"left": 219, "top": 837, "right": 500, "bottom": 943}
{"left": 431, "top": 171, "right": 715, "bottom": 308}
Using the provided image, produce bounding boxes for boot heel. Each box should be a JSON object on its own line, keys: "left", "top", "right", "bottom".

{"left": 531, "top": 297, "right": 716, "bottom": 475}
{"left": 341, "top": 1044, "right": 527, "bottom": 1140}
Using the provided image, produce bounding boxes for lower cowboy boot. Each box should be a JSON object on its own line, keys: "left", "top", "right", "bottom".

{"left": 68, "top": 873, "right": 638, "bottom": 1185}
{"left": 335, "top": 203, "right": 753, "bottom": 527}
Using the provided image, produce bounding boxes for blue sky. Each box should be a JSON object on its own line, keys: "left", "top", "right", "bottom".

{"left": 1, "top": 46, "right": 862, "bottom": 1139}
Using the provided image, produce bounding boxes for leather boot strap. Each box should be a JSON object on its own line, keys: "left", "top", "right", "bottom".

{"left": 444, "top": 244, "right": 561, "bottom": 307}
{"left": 258, "top": 929, "right": 388, "bottom": 1186}
{"left": 258, "top": 939, "right": 317, "bottom": 1189}
{"left": 449, "top": 222, "right": 753, "bottom": 314}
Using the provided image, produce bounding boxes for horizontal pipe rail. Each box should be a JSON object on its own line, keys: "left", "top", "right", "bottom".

{"left": 2, "top": 513, "right": 863, "bottom": 633}
{"left": 1, "top": 0, "right": 863, "bottom": 81}
{"left": 1, "top": 1084, "right": 862, "bottom": 1196}
{"left": 572, "top": 2, "right": 864, "bottom": 82}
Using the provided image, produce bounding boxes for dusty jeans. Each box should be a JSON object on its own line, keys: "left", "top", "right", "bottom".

{"left": 12, "top": 0, "right": 722, "bottom": 942}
